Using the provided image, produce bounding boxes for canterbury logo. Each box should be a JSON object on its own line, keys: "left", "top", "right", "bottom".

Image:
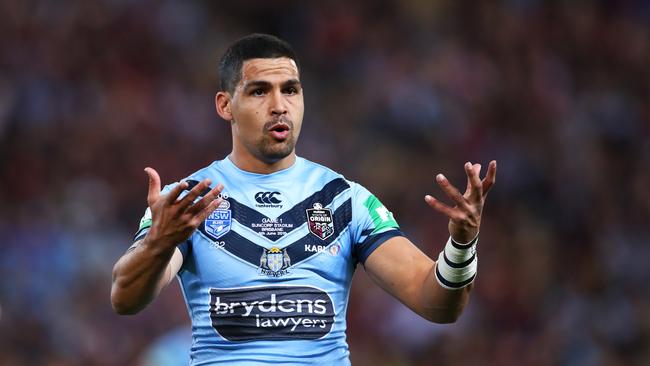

{"left": 255, "top": 191, "right": 282, "bottom": 204}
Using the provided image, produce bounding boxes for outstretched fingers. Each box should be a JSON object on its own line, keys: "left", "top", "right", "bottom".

{"left": 425, "top": 161, "right": 497, "bottom": 235}
{"left": 193, "top": 196, "right": 224, "bottom": 226}
{"left": 464, "top": 162, "right": 483, "bottom": 202}
{"left": 164, "top": 180, "right": 189, "bottom": 205}
{"left": 177, "top": 179, "right": 212, "bottom": 211}
{"left": 424, "top": 195, "right": 466, "bottom": 222}
{"left": 187, "top": 183, "right": 224, "bottom": 216}
{"left": 145, "top": 167, "right": 161, "bottom": 206}
{"left": 144, "top": 166, "right": 187, "bottom": 207}
{"left": 435, "top": 174, "right": 470, "bottom": 210}
{"left": 482, "top": 160, "right": 497, "bottom": 196}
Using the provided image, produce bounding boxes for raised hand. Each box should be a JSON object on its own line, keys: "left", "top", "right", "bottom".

{"left": 424, "top": 161, "right": 497, "bottom": 243}
{"left": 144, "top": 167, "right": 224, "bottom": 250}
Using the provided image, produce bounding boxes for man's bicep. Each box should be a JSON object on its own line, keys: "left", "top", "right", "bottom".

{"left": 364, "top": 236, "right": 435, "bottom": 313}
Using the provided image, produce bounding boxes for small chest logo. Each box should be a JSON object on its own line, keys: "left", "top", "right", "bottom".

{"left": 254, "top": 191, "right": 283, "bottom": 208}
{"left": 260, "top": 247, "right": 291, "bottom": 277}
{"left": 328, "top": 244, "right": 341, "bottom": 256}
{"left": 204, "top": 207, "right": 232, "bottom": 240}
{"left": 306, "top": 203, "right": 334, "bottom": 240}
{"left": 304, "top": 243, "right": 341, "bottom": 256}
{"left": 255, "top": 191, "right": 282, "bottom": 204}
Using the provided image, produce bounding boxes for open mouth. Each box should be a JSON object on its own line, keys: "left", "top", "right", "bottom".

{"left": 268, "top": 123, "right": 290, "bottom": 140}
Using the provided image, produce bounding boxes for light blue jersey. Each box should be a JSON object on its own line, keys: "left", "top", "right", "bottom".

{"left": 133, "top": 156, "right": 403, "bottom": 365}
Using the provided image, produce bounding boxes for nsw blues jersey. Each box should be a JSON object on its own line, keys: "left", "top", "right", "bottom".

{"left": 133, "top": 156, "right": 403, "bottom": 365}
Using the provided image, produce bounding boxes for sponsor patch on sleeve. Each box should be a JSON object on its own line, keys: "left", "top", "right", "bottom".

{"left": 363, "top": 194, "right": 399, "bottom": 235}
{"left": 139, "top": 207, "right": 152, "bottom": 231}
{"left": 132, "top": 207, "right": 153, "bottom": 244}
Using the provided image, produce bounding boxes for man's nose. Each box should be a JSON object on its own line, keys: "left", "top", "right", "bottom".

{"left": 270, "top": 90, "right": 287, "bottom": 115}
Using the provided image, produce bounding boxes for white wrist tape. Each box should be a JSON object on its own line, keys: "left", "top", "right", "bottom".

{"left": 435, "top": 234, "right": 478, "bottom": 290}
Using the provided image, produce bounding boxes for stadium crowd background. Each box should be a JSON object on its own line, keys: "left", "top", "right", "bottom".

{"left": 1, "top": 0, "right": 649, "bottom": 365}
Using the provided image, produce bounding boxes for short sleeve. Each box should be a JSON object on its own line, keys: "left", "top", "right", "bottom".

{"left": 132, "top": 206, "right": 153, "bottom": 243}
{"left": 350, "top": 182, "right": 404, "bottom": 264}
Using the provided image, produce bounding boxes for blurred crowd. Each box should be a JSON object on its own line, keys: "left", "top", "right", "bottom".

{"left": 1, "top": 0, "right": 649, "bottom": 365}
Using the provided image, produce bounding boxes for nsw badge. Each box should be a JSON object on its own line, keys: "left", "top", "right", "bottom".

{"left": 306, "top": 203, "right": 334, "bottom": 240}
{"left": 204, "top": 200, "right": 232, "bottom": 240}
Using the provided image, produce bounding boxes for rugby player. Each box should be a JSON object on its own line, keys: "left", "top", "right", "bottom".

{"left": 111, "top": 33, "right": 497, "bottom": 365}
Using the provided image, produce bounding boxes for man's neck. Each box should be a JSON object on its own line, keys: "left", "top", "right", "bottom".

{"left": 228, "top": 151, "right": 296, "bottom": 175}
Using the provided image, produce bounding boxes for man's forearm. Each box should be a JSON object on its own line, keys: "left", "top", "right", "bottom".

{"left": 418, "top": 160, "right": 495, "bottom": 323}
{"left": 419, "top": 264, "right": 472, "bottom": 323}
{"left": 110, "top": 237, "right": 176, "bottom": 315}
{"left": 419, "top": 234, "right": 478, "bottom": 323}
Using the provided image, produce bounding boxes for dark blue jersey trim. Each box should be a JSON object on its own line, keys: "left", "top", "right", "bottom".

{"left": 285, "top": 199, "right": 351, "bottom": 265}
{"left": 226, "top": 178, "right": 350, "bottom": 241}
{"left": 186, "top": 178, "right": 349, "bottom": 242}
{"left": 133, "top": 231, "right": 148, "bottom": 243}
{"left": 198, "top": 199, "right": 352, "bottom": 268}
{"left": 355, "top": 229, "right": 405, "bottom": 265}
{"left": 132, "top": 225, "right": 151, "bottom": 241}
{"left": 178, "top": 240, "right": 190, "bottom": 259}
{"left": 212, "top": 230, "right": 264, "bottom": 267}
{"left": 360, "top": 229, "right": 373, "bottom": 236}
{"left": 184, "top": 180, "right": 211, "bottom": 197}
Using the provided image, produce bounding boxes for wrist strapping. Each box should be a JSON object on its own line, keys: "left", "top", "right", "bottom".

{"left": 435, "top": 234, "right": 478, "bottom": 290}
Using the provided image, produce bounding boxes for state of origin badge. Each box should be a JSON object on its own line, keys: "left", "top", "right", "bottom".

{"left": 306, "top": 203, "right": 334, "bottom": 240}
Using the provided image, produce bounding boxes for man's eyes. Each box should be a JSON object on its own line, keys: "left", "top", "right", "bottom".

{"left": 248, "top": 87, "right": 300, "bottom": 96}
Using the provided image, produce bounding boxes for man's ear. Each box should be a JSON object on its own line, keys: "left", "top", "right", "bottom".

{"left": 215, "top": 91, "right": 232, "bottom": 121}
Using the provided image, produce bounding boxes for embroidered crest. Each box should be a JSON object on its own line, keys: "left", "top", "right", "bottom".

{"left": 328, "top": 244, "right": 341, "bottom": 256}
{"left": 204, "top": 208, "right": 232, "bottom": 240}
{"left": 306, "top": 203, "right": 334, "bottom": 240}
{"left": 259, "top": 247, "right": 291, "bottom": 277}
